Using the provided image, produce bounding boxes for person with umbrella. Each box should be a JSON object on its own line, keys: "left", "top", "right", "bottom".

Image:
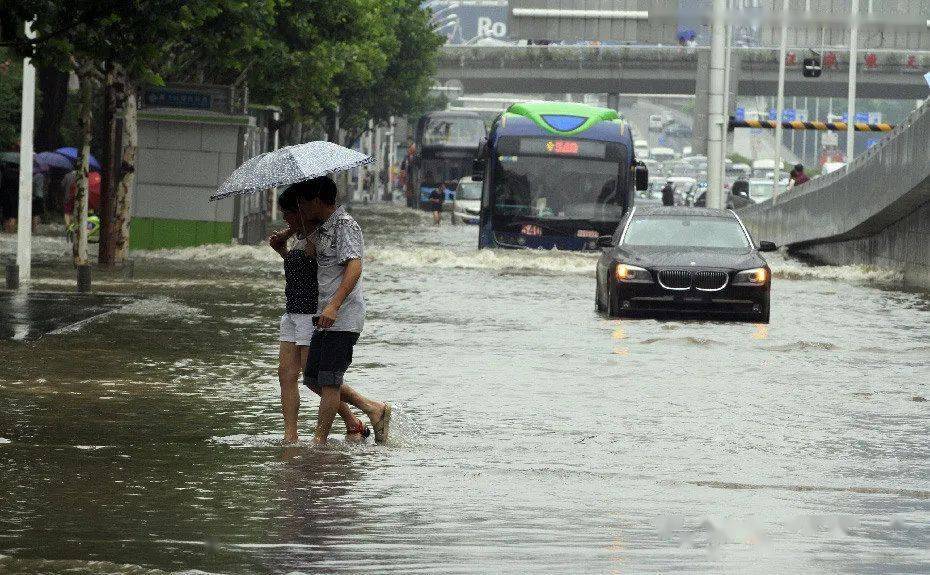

{"left": 292, "top": 176, "right": 390, "bottom": 445}
{"left": 213, "top": 141, "right": 391, "bottom": 445}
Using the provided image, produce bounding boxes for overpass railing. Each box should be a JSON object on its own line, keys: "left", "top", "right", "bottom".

{"left": 739, "top": 97, "right": 930, "bottom": 248}
{"left": 439, "top": 45, "right": 930, "bottom": 72}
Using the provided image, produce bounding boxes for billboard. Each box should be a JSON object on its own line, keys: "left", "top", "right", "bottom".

{"left": 427, "top": 1, "right": 508, "bottom": 44}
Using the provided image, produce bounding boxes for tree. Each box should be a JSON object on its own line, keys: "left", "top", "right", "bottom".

{"left": 335, "top": 0, "right": 443, "bottom": 145}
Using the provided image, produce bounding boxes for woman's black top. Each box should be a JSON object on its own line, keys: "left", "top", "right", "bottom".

{"left": 283, "top": 241, "right": 318, "bottom": 314}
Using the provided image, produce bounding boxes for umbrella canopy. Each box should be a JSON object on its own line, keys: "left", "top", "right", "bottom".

{"left": 35, "top": 151, "right": 76, "bottom": 171}
{"left": 211, "top": 141, "right": 374, "bottom": 201}
{"left": 54, "top": 147, "right": 102, "bottom": 171}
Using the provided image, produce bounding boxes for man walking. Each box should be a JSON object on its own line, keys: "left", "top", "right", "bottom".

{"left": 294, "top": 176, "right": 391, "bottom": 445}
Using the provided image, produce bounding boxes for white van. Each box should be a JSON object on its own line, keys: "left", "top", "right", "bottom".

{"left": 451, "top": 176, "right": 482, "bottom": 225}
{"left": 648, "top": 115, "right": 664, "bottom": 131}
{"left": 634, "top": 139, "right": 650, "bottom": 159}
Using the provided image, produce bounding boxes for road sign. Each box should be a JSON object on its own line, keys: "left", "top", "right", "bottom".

{"left": 141, "top": 84, "right": 232, "bottom": 114}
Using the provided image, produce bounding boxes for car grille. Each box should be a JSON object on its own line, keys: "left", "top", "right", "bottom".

{"left": 657, "top": 269, "right": 729, "bottom": 291}
{"left": 693, "top": 270, "right": 728, "bottom": 291}
{"left": 658, "top": 269, "right": 691, "bottom": 290}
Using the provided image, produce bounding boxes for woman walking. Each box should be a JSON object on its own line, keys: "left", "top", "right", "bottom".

{"left": 270, "top": 186, "right": 370, "bottom": 444}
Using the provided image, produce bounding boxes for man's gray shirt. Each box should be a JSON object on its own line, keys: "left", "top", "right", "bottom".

{"left": 312, "top": 205, "right": 365, "bottom": 333}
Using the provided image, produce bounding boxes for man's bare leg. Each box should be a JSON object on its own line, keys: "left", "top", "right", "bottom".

{"left": 281, "top": 343, "right": 362, "bottom": 442}
{"left": 313, "top": 385, "right": 341, "bottom": 444}
{"left": 306, "top": 381, "right": 385, "bottom": 427}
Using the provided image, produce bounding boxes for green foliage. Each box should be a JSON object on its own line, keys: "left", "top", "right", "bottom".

{"left": 336, "top": 0, "right": 444, "bottom": 141}
{"left": 0, "top": 50, "right": 22, "bottom": 149}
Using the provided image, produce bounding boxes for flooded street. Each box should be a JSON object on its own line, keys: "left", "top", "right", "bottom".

{"left": 1, "top": 204, "right": 928, "bottom": 574}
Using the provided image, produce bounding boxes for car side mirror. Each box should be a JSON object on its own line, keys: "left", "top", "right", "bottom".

{"left": 635, "top": 163, "right": 648, "bottom": 191}
{"left": 758, "top": 241, "right": 777, "bottom": 252}
{"left": 472, "top": 158, "right": 486, "bottom": 182}
{"left": 596, "top": 235, "right": 614, "bottom": 249}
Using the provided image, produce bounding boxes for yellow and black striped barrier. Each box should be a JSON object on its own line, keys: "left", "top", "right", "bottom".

{"left": 728, "top": 118, "right": 895, "bottom": 132}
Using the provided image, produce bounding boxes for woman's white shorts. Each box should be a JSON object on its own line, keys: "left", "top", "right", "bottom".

{"left": 279, "top": 313, "right": 315, "bottom": 347}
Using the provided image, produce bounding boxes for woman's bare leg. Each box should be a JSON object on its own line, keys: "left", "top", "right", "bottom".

{"left": 278, "top": 342, "right": 301, "bottom": 443}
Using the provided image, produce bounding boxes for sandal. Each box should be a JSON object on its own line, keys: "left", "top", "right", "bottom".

{"left": 346, "top": 420, "right": 371, "bottom": 440}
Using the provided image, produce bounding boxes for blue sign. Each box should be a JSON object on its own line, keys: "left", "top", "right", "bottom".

{"left": 735, "top": 107, "right": 745, "bottom": 122}
{"left": 856, "top": 112, "right": 869, "bottom": 123}
{"left": 144, "top": 88, "right": 212, "bottom": 110}
{"left": 426, "top": 1, "right": 508, "bottom": 44}
{"left": 768, "top": 108, "right": 797, "bottom": 121}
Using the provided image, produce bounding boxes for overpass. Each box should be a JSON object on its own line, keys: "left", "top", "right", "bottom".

{"left": 739, "top": 98, "right": 930, "bottom": 291}
{"left": 437, "top": 45, "right": 929, "bottom": 99}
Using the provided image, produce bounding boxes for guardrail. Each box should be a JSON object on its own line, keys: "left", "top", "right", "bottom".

{"left": 739, "top": 98, "right": 930, "bottom": 250}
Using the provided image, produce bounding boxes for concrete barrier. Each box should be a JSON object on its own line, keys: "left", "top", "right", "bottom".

{"left": 739, "top": 99, "right": 930, "bottom": 291}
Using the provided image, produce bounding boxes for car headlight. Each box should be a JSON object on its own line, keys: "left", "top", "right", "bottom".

{"left": 733, "top": 267, "right": 769, "bottom": 286}
{"left": 614, "top": 263, "right": 652, "bottom": 283}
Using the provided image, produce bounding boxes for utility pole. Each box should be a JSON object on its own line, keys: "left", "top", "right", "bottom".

{"left": 773, "top": 0, "right": 789, "bottom": 200}
{"left": 846, "top": 0, "right": 860, "bottom": 163}
{"left": 15, "top": 22, "right": 37, "bottom": 287}
{"left": 706, "top": 0, "right": 727, "bottom": 209}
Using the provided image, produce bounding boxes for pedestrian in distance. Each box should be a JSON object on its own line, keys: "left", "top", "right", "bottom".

{"left": 792, "top": 164, "right": 810, "bottom": 187}
{"left": 269, "top": 185, "right": 372, "bottom": 445}
{"left": 292, "top": 176, "right": 391, "bottom": 445}
{"left": 661, "top": 181, "right": 676, "bottom": 206}
{"left": 429, "top": 183, "right": 445, "bottom": 225}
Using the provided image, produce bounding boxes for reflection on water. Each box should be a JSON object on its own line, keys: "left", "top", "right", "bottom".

{"left": 1, "top": 204, "right": 928, "bottom": 574}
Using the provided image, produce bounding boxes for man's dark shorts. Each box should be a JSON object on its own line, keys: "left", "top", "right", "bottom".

{"left": 304, "top": 330, "right": 360, "bottom": 388}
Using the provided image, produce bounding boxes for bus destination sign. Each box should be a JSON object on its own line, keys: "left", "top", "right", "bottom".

{"left": 518, "top": 138, "right": 607, "bottom": 158}
{"left": 546, "top": 140, "right": 579, "bottom": 155}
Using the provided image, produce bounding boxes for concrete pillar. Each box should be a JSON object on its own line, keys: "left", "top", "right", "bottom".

{"left": 606, "top": 93, "right": 620, "bottom": 111}
{"left": 692, "top": 50, "right": 710, "bottom": 156}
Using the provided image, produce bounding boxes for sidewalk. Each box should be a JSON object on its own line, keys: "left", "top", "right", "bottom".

{"left": 0, "top": 291, "right": 134, "bottom": 342}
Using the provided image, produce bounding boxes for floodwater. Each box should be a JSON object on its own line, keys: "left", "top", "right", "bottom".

{"left": 1, "top": 204, "right": 928, "bottom": 574}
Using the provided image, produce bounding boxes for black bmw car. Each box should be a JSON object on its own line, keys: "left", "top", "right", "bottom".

{"left": 595, "top": 206, "right": 777, "bottom": 322}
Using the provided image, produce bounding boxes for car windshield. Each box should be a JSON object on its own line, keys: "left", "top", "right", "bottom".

{"left": 492, "top": 154, "right": 626, "bottom": 221}
{"left": 456, "top": 181, "right": 482, "bottom": 201}
{"left": 623, "top": 215, "right": 750, "bottom": 249}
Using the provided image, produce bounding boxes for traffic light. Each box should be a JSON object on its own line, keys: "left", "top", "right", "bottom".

{"left": 803, "top": 57, "right": 822, "bottom": 78}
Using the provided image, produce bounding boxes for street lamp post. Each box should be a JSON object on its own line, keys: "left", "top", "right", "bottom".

{"left": 16, "top": 21, "right": 37, "bottom": 287}
{"left": 846, "top": 0, "right": 860, "bottom": 163}
{"left": 772, "top": 0, "right": 789, "bottom": 200}
{"left": 706, "top": 0, "right": 727, "bottom": 209}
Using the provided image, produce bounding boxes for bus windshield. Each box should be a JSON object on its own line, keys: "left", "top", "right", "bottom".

{"left": 420, "top": 157, "right": 472, "bottom": 186}
{"left": 421, "top": 117, "right": 486, "bottom": 147}
{"left": 492, "top": 154, "right": 626, "bottom": 221}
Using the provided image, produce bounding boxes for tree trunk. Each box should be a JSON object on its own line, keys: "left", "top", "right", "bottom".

{"left": 113, "top": 89, "right": 137, "bottom": 263}
{"left": 73, "top": 63, "right": 93, "bottom": 265}
{"left": 98, "top": 61, "right": 120, "bottom": 267}
{"left": 35, "top": 65, "right": 69, "bottom": 152}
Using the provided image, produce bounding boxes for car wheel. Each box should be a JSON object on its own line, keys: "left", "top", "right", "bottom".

{"left": 606, "top": 282, "right": 619, "bottom": 318}
{"left": 595, "top": 282, "right": 605, "bottom": 313}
